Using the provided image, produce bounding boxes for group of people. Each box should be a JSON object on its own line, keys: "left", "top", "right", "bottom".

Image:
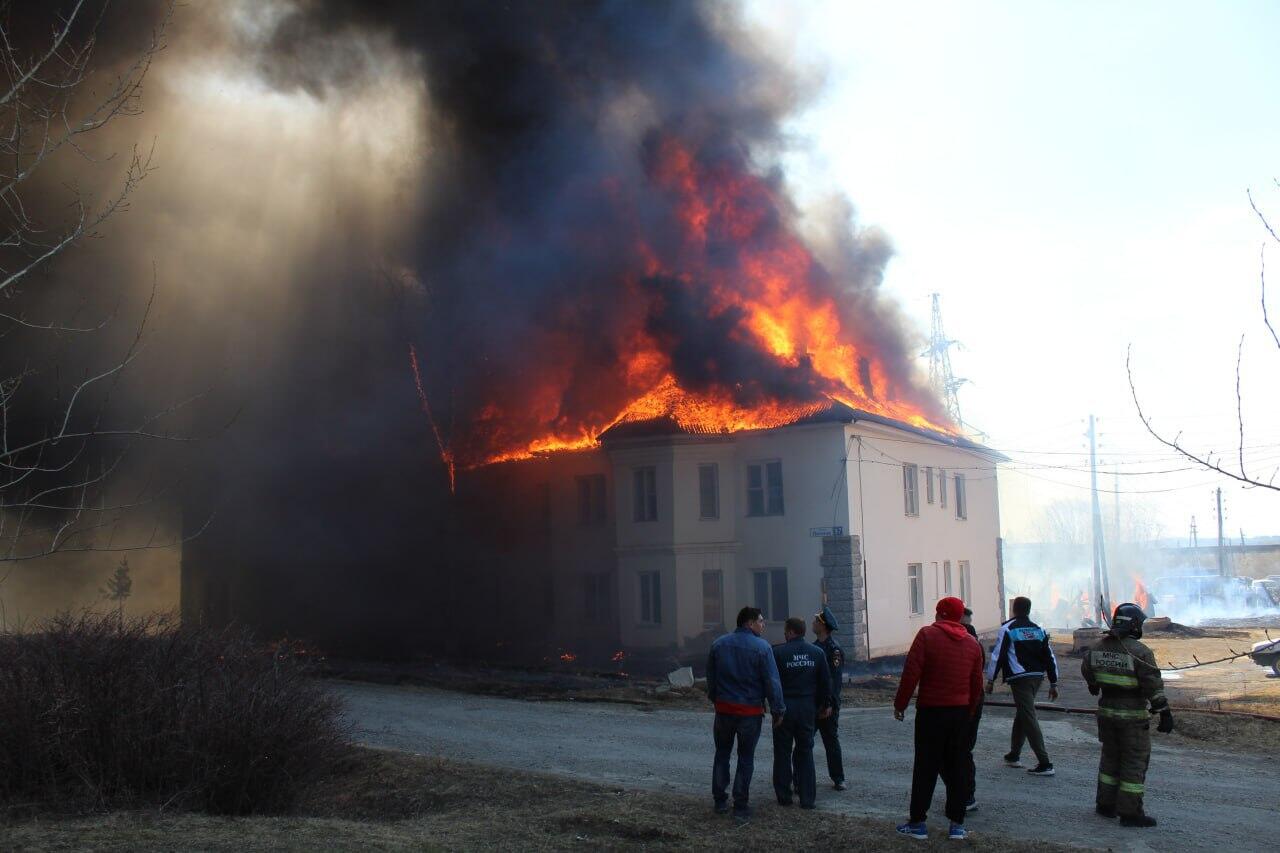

{"left": 705, "top": 595, "right": 1173, "bottom": 841}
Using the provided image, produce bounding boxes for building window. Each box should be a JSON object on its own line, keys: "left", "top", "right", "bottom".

{"left": 702, "top": 570, "right": 723, "bottom": 627}
{"left": 908, "top": 563, "right": 924, "bottom": 616}
{"left": 954, "top": 473, "right": 967, "bottom": 520}
{"left": 698, "top": 464, "right": 719, "bottom": 519}
{"left": 959, "top": 560, "right": 971, "bottom": 604}
{"left": 752, "top": 568, "right": 789, "bottom": 621}
{"left": 925, "top": 466, "right": 934, "bottom": 504}
{"left": 903, "top": 463, "right": 919, "bottom": 516}
{"left": 943, "top": 559, "right": 953, "bottom": 596}
{"left": 633, "top": 467, "right": 657, "bottom": 522}
{"left": 746, "top": 461, "right": 784, "bottom": 517}
{"left": 583, "top": 573, "right": 613, "bottom": 623}
{"left": 939, "top": 468, "right": 948, "bottom": 509}
{"left": 931, "top": 561, "right": 940, "bottom": 598}
{"left": 639, "top": 571, "right": 662, "bottom": 624}
{"left": 576, "top": 474, "right": 607, "bottom": 526}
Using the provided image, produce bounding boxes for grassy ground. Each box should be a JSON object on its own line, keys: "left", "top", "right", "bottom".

{"left": 3, "top": 748, "right": 1094, "bottom": 852}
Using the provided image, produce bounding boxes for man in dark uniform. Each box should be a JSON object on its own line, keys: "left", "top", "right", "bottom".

{"left": 1081, "top": 602, "right": 1173, "bottom": 828}
{"left": 812, "top": 605, "right": 846, "bottom": 790}
{"left": 772, "top": 616, "right": 833, "bottom": 809}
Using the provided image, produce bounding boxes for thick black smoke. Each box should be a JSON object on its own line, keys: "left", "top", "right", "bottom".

{"left": 3, "top": 1, "right": 938, "bottom": 653}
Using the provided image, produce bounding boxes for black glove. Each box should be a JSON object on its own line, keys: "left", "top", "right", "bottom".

{"left": 1088, "top": 684, "right": 1100, "bottom": 696}
{"left": 1156, "top": 709, "right": 1174, "bottom": 733}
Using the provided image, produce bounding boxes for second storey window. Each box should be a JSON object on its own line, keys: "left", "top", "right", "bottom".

{"left": 939, "top": 468, "right": 948, "bottom": 509}
{"left": 576, "top": 474, "right": 607, "bottom": 526}
{"left": 746, "top": 460, "right": 784, "bottom": 516}
{"left": 925, "top": 466, "right": 935, "bottom": 504}
{"left": 633, "top": 466, "right": 657, "bottom": 522}
{"left": 903, "top": 463, "right": 919, "bottom": 516}
{"left": 954, "top": 473, "right": 968, "bottom": 520}
{"left": 698, "top": 464, "right": 719, "bottom": 519}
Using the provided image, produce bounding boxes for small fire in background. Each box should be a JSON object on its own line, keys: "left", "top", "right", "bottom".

{"left": 559, "top": 651, "right": 578, "bottom": 663}
{"left": 1134, "top": 578, "right": 1151, "bottom": 612}
{"left": 611, "top": 650, "right": 626, "bottom": 663}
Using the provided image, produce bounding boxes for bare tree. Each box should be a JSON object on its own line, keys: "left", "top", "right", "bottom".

{"left": 1127, "top": 186, "right": 1280, "bottom": 493}
{"left": 0, "top": 1, "right": 193, "bottom": 566}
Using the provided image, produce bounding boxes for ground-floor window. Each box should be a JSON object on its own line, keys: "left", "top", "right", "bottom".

{"left": 583, "top": 572, "right": 612, "bottom": 624}
{"left": 638, "top": 571, "right": 662, "bottom": 624}
{"left": 702, "top": 570, "right": 723, "bottom": 627}
{"left": 907, "top": 563, "right": 924, "bottom": 615}
{"left": 752, "top": 568, "right": 788, "bottom": 622}
{"left": 943, "top": 559, "right": 952, "bottom": 596}
{"left": 959, "top": 560, "right": 971, "bottom": 604}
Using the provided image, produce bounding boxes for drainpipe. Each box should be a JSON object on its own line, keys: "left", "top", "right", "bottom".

{"left": 855, "top": 435, "right": 871, "bottom": 659}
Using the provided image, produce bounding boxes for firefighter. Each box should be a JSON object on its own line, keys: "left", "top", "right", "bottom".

{"left": 1081, "top": 602, "right": 1174, "bottom": 828}
{"left": 812, "top": 605, "right": 846, "bottom": 790}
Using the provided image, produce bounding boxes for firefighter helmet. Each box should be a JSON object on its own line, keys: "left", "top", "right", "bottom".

{"left": 1111, "top": 602, "right": 1147, "bottom": 639}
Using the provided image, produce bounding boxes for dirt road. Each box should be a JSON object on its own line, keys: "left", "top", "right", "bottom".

{"left": 336, "top": 682, "right": 1276, "bottom": 852}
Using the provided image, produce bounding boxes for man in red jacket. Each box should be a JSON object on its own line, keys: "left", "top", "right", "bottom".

{"left": 893, "top": 596, "right": 985, "bottom": 841}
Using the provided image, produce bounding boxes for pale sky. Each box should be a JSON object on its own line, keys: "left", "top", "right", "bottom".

{"left": 746, "top": 0, "right": 1280, "bottom": 541}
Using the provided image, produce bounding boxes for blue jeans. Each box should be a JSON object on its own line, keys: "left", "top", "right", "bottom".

{"left": 712, "top": 712, "right": 764, "bottom": 814}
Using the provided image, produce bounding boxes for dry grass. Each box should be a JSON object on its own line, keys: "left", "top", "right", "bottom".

{"left": 2, "top": 748, "right": 1095, "bottom": 852}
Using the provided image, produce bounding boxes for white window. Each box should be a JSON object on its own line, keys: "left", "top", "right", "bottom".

{"left": 746, "top": 461, "right": 784, "bottom": 517}
{"left": 903, "top": 463, "right": 919, "bottom": 516}
{"left": 633, "top": 467, "right": 657, "bottom": 522}
{"left": 943, "top": 559, "right": 953, "bottom": 596}
{"left": 925, "top": 466, "right": 935, "bottom": 504}
{"left": 954, "top": 473, "right": 967, "bottom": 520}
{"left": 752, "top": 568, "right": 789, "bottom": 621}
{"left": 639, "top": 571, "right": 662, "bottom": 624}
{"left": 576, "top": 474, "right": 607, "bottom": 526}
{"left": 702, "top": 570, "right": 723, "bottom": 627}
{"left": 939, "top": 468, "right": 948, "bottom": 509}
{"left": 932, "top": 561, "right": 940, "bottom": 598}
{"left": 907, "top": 563, "right": 924, "bottom": 615}
{"left": 583, "top": 573, "right": 613, "bottom": 623}
{"left": 959, "top": 560, "right": 971, "bottom": 604}
{"left": 698, "top": 464, "right": 719, "bottom": 519}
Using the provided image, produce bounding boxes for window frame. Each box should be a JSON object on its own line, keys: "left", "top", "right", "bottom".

{"left": 925, "top": 465, "right": 934, "bottom": 504}
{"left": 751, "top": 567, "right": 790, "bottom": 622}
{"left": 959, "top": 560, "right": 971, "bottom": 604}
{"left": 638, "top": 571, "right": 662, "bottom": 624}
{"left": 903, "top": 463, "right": 920, "bottom": 517}
{"left": 939, "top": 468, "right": 948, "bottom": 509}
{"left": 907, "top": 563, "right": 924, "bottom": 616}
{"left": 582, "top": 572, "right": 613, "bottom": 624}
{"left": 746, "top": 460, "right": 785, "bottom": 517}
{"left": 575, "top": 474, "right": 607, "bottom": 526}
{"left": 943, "top": 559, "right": 953, "bottom": 596}
{"left": 632, "top": 466, "right": 657, "bottom": 523}
{"left": 954, "top": 473, "right": 967, "bottom": 520}
{"left": 698, "top": 463, "right": 720, "bottom": 520}
{"left": 702, "top": 569, "right": 724, "bottom": 628}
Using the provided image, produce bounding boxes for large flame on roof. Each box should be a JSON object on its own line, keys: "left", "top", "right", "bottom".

{"left": 414, "top": 134, "right": 950, "bottom": 476}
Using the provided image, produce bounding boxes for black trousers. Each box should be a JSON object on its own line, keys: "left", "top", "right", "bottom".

{"left": 965, "top": 699, "right": 983, "bottom": 801}
{"left": 816, "top": 707, "right": 844, "bottom": 783}
{"left": 772, "top": 706, "right": 817, "bottom": 807}
{"left": 909, "top": 706, "right": 972, "bottom": 825}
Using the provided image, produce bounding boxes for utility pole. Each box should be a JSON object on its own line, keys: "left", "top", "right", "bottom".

{"left": 1087, "top": 415, "right": 1112, "bottom": 622}
{"left": 1215, "top": 487, "right": 1226, "bottom": 577}
{"left": 1189, "top": 516, "right": 1198, "bottom": 548}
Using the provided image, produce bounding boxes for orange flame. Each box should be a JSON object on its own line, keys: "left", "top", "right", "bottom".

{"left": 415, "top": 135, "right": 951, "bottom": 470}
{"left": 1133, "top": 578, "right": 1150, "bottom": 613}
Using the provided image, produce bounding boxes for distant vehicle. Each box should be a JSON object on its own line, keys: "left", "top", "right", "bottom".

{"left": 1148, "top": 574, "right": 1271, "bottom": 620}
{"left": 1251, "top": 638, "right": 1280, "bottom": 676}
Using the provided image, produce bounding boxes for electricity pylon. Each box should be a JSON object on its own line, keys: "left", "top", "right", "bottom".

{"left": 923, "top": 293, "right": 967, "bottom": 425}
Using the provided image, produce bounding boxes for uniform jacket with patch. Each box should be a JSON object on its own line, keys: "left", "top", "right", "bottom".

{"left": 893, "top": 619, "right": 985, "bottom": 714}
{"left": 986, "top": 616, "right": 1059, "bottom": 684}
{"left": 772, "top": 637, "right": 833, "bottom": 711}
{"left": 815, "top": 635, "right": 844, "bottom": 709}
{"left": 1080, "top": 633, "right": 1169, "bottom": 722}
{"left": 707, "top": 627, "right": 786, "bottom": 716}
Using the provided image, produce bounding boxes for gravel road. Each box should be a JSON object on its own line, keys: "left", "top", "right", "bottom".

{"left": 335, "top": 682, "right": 1276, "bottom": 852}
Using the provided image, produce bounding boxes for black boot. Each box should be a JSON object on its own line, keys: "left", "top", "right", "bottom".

{"left": 1095, "top": 805, "right": 1117, "bottom": 818}
{"left": 1120, "top": 813, "right": 1157, "bottom": 828}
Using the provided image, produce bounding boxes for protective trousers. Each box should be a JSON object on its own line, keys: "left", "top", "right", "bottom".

{"left": 816, "top": 708, "right": 844, "bottom": 784}
{"left": 1095, "top": 716, "right": 1151, "bottom": 817}
{"left": 772, "top": 705, "right": 817, "bottom": 807}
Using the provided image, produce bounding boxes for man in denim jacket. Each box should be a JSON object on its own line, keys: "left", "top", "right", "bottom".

{"left": 707, "top": 606, "right": 786, "bottom": 823}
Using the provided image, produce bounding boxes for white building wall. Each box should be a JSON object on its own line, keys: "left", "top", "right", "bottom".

{"left": 844, "top": 421, "right": 1002, "bottom": 656}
